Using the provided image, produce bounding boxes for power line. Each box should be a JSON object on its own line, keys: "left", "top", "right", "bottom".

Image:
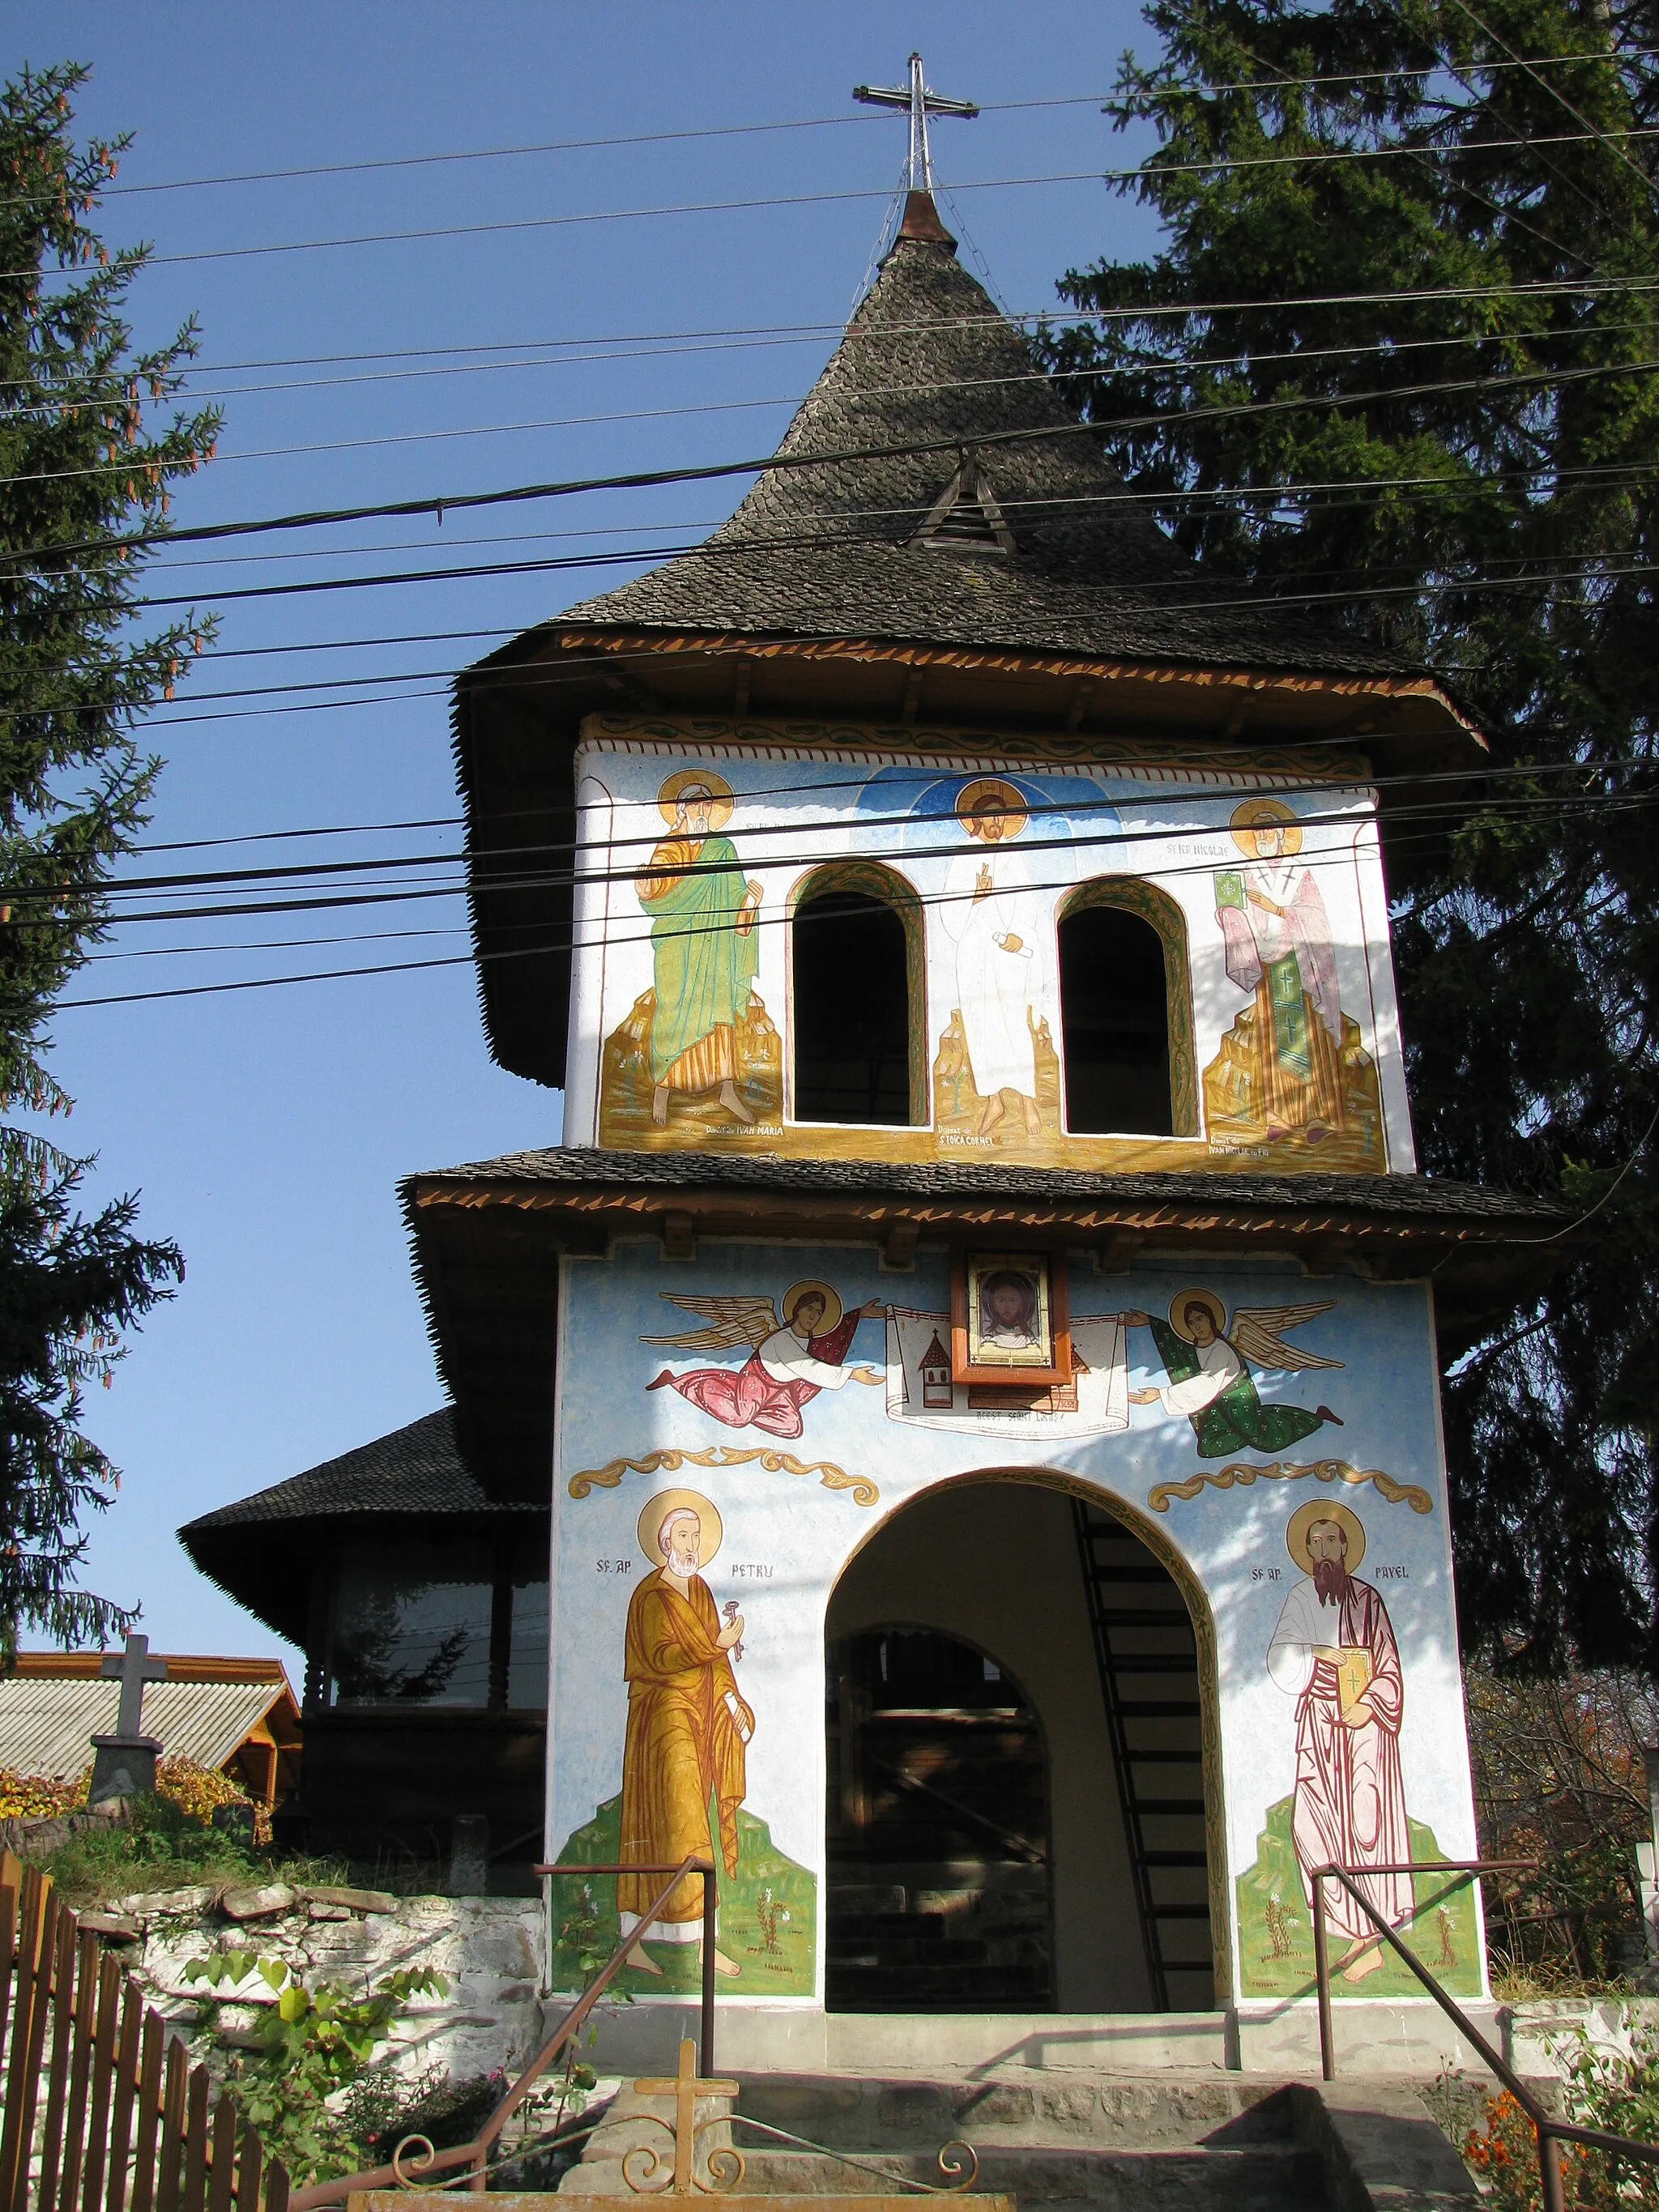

{"left": 32, "top": 767, "right": 1656, "bottom": 918}
{"left": 111, "top": 450, "right": 1659, "bottom": 595}
{"left": 23, "top": 300, "right": 1659, "bottom": 433}
{"left": 12, "top": 168, "right": 1107, "bottom": 280}
{"left": 16, "top": 293, "right": 1659, "bottom": 569}
{"left": 51, "top": 799, "right": 1653, "bottom": 1011}
{"left": 30, "top": 61, "right": 1647, "bottom": 206}
{"left": 15, "top": 128, "right": 1659, "bottom": 288}
{"left": 12, "top": 529, "right": 1654, "bottom": 737}
{"left": 16, "top": 94, "right": 1113, "bottom": 205}
{"left": 11, "top": 271, "right": 1650, "bottom": 396}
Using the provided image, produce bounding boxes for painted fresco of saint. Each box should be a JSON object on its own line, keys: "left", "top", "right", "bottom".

{"left": 1124, "top": 1289, "right": 1344, "bottom": 1455}
{"left": 636, "top": 771, "right": 764, "bottom": 1127}
{"left": 644, "top": 1281, "right": 886, "bottom": 1438}
{"left": 619, "top": 1490, "right": 751, "bottom": 1978}
{"left": 1214, "top": 798, "right": 1345, "bottom": 1142}
{"left": 1267, "top": 1502, "right": 1413, "bottom": 1981}
{"left": 940, "top": 780, "right": 1054, "bottom": 1139}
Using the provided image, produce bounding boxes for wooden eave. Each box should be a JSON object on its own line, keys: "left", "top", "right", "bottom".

{"left": 403, "top": 1161, "right": 1569, "bottom": 1502}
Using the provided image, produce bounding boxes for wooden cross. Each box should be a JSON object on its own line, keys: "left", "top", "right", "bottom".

{"left": 100, "top": 1633, "right": 168, "bottom": 1739}
{"left": 633, "top": 2039, "right": 740, "bottom": 2193}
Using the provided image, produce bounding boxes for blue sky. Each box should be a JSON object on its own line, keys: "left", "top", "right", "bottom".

{"left": 3, "top": 3, "right": 1166, "bottom": 1673}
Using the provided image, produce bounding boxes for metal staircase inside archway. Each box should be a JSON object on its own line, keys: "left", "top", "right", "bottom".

{"left": 1072, "top": 1499, "right": 1213, "bottom": 2010}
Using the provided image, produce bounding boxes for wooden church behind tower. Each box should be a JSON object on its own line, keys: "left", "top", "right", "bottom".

{"left": 185, "top": 134, "right": 1567, "bottom": 2066}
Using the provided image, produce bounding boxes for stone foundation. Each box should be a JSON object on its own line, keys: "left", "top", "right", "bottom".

{"left": 116, "top": 1885, "right": 546, "bottom": 2083}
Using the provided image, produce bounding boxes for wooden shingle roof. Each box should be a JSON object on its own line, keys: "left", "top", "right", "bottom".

{"left": 561, "top": 219, "right": 1415, "bottom": 676}
{"left": 178, "top": 1413, "right": 543, "bottom": 1645}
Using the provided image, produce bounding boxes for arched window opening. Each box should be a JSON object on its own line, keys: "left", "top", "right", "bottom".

{"left": 825, "top": 1625, "right": 1050, "bottom": 2012}
{"left": 792, "top": 887, "right": 914, "bottom": 1124}
{"left": 1059, "top": 901, "right": 1176, "bottom": 1136}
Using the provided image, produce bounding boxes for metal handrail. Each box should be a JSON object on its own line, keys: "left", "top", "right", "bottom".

{"left": 285, "top": 1854, "right": 715, "bottom": 2209}
{"left": 536, "top": 1859, "right": 721, "bottom": 2077}
{"left": 1313, "top": 1858, "right": 1659, "bottom": 2212}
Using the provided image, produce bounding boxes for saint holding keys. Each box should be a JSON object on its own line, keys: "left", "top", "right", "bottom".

{"left": 618, "top": 1491, "right": 753, "bottom": 1980}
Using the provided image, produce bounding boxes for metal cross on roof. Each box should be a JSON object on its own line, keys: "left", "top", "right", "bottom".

{"left": 100, "top": 1631, "right": 168, "bottom": 1740}
{"left": 853, "top": 53, "right": 978, "bottom": 193}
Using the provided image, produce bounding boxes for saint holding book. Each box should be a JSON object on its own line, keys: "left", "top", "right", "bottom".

{"left": 1266, "top": 1503, "right": 1412, "bottom": 1981}
{"left": 1213, "top": 797, "right": 1345, "bottom": 1143}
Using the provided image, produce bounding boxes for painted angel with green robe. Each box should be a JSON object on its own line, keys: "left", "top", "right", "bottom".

{"left": 1122, "top": 1289, "right": 1344, "bottom": 1456}
{"left": 636, "top": 776, "right": 762, "bottom": 1126}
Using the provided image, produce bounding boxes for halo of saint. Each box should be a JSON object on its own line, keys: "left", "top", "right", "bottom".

{"left": 955, "top": 777, "right": 1029, "bottom": 837}
{"left": 1166, "top": 1286, "right": 1226, "bottom": 1342}
{"left": 1229, "top": 795, "right": 1303, "bottom": 856}
{"left": 655, "top": 767, "right": 734, "bottom": 829}
{"left": 634, "top": 1487, "right": 724, "bottom": 1566}
{"left": 1285, "top": 1496, "right": 1367, "bottom": 1575}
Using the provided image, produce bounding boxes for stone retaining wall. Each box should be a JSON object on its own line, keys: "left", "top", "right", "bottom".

{"left": 99, "top": 1882, "right": 548, "bottom": 2086}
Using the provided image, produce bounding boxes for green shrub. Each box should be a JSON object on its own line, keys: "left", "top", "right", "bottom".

{"left": 182, "top": 1952, "right": 446, "bottom": 2184}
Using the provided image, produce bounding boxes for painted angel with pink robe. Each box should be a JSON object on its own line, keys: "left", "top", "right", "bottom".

{"left": 644, "top": 1282, "right": 886, "bottom": 1439}
{"left": 1214, "top": 802, "right": 1346, "bottom": 1142}
{"left": 1268, "top": 1513, "right": 1412, "bottom": 1981}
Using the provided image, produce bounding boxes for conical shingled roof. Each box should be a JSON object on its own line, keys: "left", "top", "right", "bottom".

{"left": 562, "top": 207, "right": 1410, "bottom": 677}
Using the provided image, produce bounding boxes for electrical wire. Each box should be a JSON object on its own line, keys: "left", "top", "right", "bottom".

{"left": 16, "top": 290, "right": 1659, "bottom": 569}
{"left": 11, "top": 271, "right": 1655, "bottom": 398}
{"left": 23, "top": 307, "right": 1659, "bottom": 462}
{"left": 25, "top": 61, "right": 1648, "bottom": 207}
{"left": 6, "top": 168, "right": 1112, "bottom": 282}
{"left": 15, "top": 127, "right": 1659, "bottom": 289}
{"left": 91, "top": 745, "right": 1657, "bottom": 865}
{"left": 50, "top": 802, "right": 1649, "bottom": 1011}
{"left": 23, "top": 774, "right": 1653, "bottom": 927}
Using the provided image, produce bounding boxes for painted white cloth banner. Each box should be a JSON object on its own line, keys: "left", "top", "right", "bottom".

{"left": 884, "top": 1309, "right": 1130, "bottom": 1438}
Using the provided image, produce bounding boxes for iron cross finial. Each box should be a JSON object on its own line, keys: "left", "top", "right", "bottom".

{"left": 853, "top": 53, "right": 978, "bottom": 193}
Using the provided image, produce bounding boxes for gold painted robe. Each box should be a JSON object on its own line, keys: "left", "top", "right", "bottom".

{"left": 618, "top": 1568, "right": 753, "bottom": 1931}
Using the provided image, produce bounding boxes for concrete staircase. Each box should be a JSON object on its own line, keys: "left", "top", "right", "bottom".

{"left": 565, "top": 2065, "right": 1488, "bottom": 2210}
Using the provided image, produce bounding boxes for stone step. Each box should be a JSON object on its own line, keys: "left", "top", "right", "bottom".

{"left": 733, "top": 2072, "right": 1316, "bottom": 2152}
{"left": 564, "top": 2061, "right": 1498, "bottom": 2208}
{"left": 726, "top": 2076, "right": 1486, "bottom": 2210}
{"left": 730, "top": 2142, "right": 1326, "bottom": 2210}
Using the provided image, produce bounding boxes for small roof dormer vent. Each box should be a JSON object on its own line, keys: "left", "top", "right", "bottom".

{"left": 911, "top": 450, "right": 1016, "bottom": 556}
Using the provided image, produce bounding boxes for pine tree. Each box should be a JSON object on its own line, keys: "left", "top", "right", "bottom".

{"left": 0, "top": 63, "right": 218, "bottom": 1648}
{"left": 1042, "top": 0, "right": 1659, "bottom": 1668}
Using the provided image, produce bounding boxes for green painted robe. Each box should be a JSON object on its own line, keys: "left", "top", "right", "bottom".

{"left": 1146, "top": 1315, "right": 1329, "bottom": 1457}
{"left": 639, "top": 833, "right": 758, "bottom": 1084}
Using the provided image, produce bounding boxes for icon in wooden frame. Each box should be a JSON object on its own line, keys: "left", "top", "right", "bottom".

{"left": 950, "top": 1247, "right": 1071, "bottom": 1388}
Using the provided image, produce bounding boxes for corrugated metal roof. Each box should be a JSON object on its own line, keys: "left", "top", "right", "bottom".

{"left": 0, "top": 1677, "right": 288, "bottom": 1781}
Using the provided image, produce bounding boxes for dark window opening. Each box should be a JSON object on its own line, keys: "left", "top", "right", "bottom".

{"left": 793, "top": 891, "right": 911, "bottom": 1124}
{"left": 825, "top": 1626, "right": 1051, "bottom": 2011}
{"left": 1059, "top": 904, "right": 1175, "bottom": 1136}
{"left": 322, "top": 1542, "right": 548, "bottom": 1711}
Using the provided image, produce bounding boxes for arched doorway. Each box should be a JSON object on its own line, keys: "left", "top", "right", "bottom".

{"left": 825, "top": 1625, "right": 1051, "bottom": 2012}
{"left": 825, "top": 1475, "right": 1219, "bottom": 2014}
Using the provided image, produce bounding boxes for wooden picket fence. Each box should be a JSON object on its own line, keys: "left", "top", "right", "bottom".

{"left": 0, "top": 1853, "right": 289, "bottom": 2212}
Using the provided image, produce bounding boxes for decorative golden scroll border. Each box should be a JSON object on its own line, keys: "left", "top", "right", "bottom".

{"left": 1147, "top": 1458, "right": 1434, "bottom": 1515}
{"left": 569, "top": 1445, "right": 877, "bottom": 1507}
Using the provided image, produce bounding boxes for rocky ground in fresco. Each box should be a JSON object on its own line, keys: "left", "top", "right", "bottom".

{"left": 83, "top": 1879, "right": 548, "bottom": 2083}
